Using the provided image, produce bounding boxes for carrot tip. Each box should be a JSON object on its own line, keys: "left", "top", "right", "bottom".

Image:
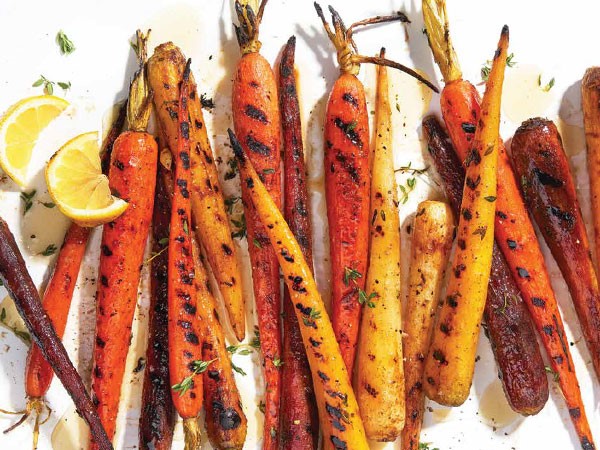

{"left": 183, "top": 417, "right": 202, "bottom": 450}
{"left": 183, "top": 59, "right": 192, "bottom": 81}
{"left": 501, "top": 24, "right": 509, "bottom": 35}
{"left": 227, "top": 129, "right": 246, "bottom": 164}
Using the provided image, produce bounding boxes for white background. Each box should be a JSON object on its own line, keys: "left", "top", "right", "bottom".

{"left": 0, "top": 0, "right": 598, "bottom": 449}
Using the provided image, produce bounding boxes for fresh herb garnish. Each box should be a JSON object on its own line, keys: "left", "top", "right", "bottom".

{"left": 32, "top": 75, "right": 71, "bottom": 95}
{"left": 538, "top": 74, "right": 555, "bottom": 92}
{"left": 56, "top": 30, "right": 76, "bottom": 55}
{"left": 41, "top": 201, "right": 56, "bottom": 208}
{"left": 231, "top": 362, "right": 247, "bottom": 376}
{"left": 358, "top": 290, "right": 377, "bottom": 308}
{"left": 20, "top": 190, "right": 36, "bottom": 215}
{"left": 419, "top": 443, "right": 440, "bottom": 450}
{"left": 343, "top": 266, "right": 362, "bottom": 286}
{"left": 172, "top": 358, "right": 217, "bottom": 395}
{"left": 545, "top": 365, "right": 560, "bottom": 382}
{"left": 394, "top": 162, "right": 429, "bottom": 176}
{"left": 273, "top": 357, "right": 283, "bottom": 368}
{"left": 40, "top": 244, "right": 58, "bottom": 256}
{"left": 399, "top": 177, "right": 417, "bottom": 204}
{"left": 481, "top": 52, "right": 516, "bottom": 81}
{"left": 231, "top": 214, "right": 246, "bottom": 239}
{"left": 0, "top": 307, "right": 31, "bottom": 344}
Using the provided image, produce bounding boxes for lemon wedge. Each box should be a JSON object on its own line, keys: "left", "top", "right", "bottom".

{"left": 45, "top": 131, "right": 128, "bottom": 227}
{"left": 0, "top": 95, "right": 69, "bottom": 186}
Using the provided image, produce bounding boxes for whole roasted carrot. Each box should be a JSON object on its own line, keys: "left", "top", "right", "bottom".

{"left": 314, "top": 2, "right": 437, "bottom": 374}
{"left": 423, "top": 116, "right": 548, "bottom": 415}
{"left": 278, "top": 35, "right": 319, "bottom": 450}
{"left": 229, "top": 128, "right": 369, "bottom": 450}
{"left": 401, "top": 200, "right": 454, "bottom": 450}
{"left": 423, "top": 1, "right": 594, "bottom": 445}
{"left": 147, "top": 42, "right": 245, "bottom": 341}
{"left": 232, "top": 1, "right": 281, "bottom": 445}
{"left": 512, "top": 118, "right": 600, "bottom": 382}
{"left": 582, "top": 68, "right": 600, "bottom": 264}
{"left": 0, "top": 218, "right": 113, "bottom": 450}
{"left": 423, "top": 26, "right": 507, "bottom": 406}
{"left": 355, "top": 49, "right": 404, "bottom": 441}
{"left": 139, "top": 164, "right": 176, "bottom": 450}
{"left": 167, "top": 59, "right": 205, "bottom": 450}
{"left": 0, "top": 101, "right": 127, "bottom": 449}
{"left": 90, "top": 31, "right": 158, "bottom": 449}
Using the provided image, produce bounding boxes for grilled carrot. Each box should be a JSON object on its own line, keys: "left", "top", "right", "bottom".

{"left": 424, "top": 116, "right": 548, "bottom": 415}
{"left": 314, "top": 2, "right": 437, "bottom": 374}
{"left": 232, "top": 1, "right": 281, "bottom": 445}
{"left": 147, "top": 42, "right": 245, "bottom": 341}
{"left": 423, "top": 26, "right": 508, "bottom": 406}
{"left": 0, "top": 218, "right": 113, "bottom": 450}
{"left": 229, "top": 128, "right": 368, "bottom": 450}
{"left": 582, "top": 68, "right": 600, "bottom": 265}
{"left": 90, "top": 31, "right": 158, "bottom": 449}
{"left": 166, "top": 59, "right": 205, "bottom": 450}
{"left": 0, "top": 100, "right": 127, "bottom": 449}
{"left": 190, "top": 236, "right": 247, "bottom": 450}
{"left": 512, "top": 118, "right": 600, "bottom": 382}
{"left": 423, "top": 1, "right": 594, "bottom": 444}
{"left": 278, "top": 35, "right": 319, "bottom": 450}
{"left": 139, "top": 164, "right": 176, "bottom": 450}
{"left": 355, "top": 50, "right": 404, "bottom": 441}
{"left": 401, "top": 200, "right": 454, "bottom": 450}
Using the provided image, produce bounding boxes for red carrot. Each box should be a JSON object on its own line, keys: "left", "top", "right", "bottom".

{"left": 278, "top": 35, "right": 319, "bottom": 449}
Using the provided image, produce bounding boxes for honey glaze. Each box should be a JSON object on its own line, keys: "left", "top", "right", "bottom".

{"left": 502, "top": 64, "right": 555, "bottom": 125}
{"left": 478, "top": 380, "right": 521, "bottom": 430}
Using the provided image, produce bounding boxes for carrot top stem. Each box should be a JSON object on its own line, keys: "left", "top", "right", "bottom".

{"left": 234, "top": 0, "right": 269, "bottom": 54}
{"left": 314, "top": 2, "right": 439, "bottom": 92}
{"left": 127, "top": 29, "right": 153, "bottom": 132}
{"left": 422, "top": 0, "right": 462, "bottom": 83}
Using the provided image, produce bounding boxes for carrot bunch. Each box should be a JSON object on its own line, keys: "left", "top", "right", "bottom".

{"left": 423, "top": 0, "right": 595, "bottom": 446}
{"left": 90, "top": 30, "right": 158, "bottom": 449}
{"left": 314, "top": 2, "right": 437, "bottom": 375}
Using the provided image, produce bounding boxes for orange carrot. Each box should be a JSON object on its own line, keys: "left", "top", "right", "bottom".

{"left": 166, "top": 59, "right": 204, "bottom": 449}
{"left": 422, "top": 0, "right": 595, "bottom": 447}
{"left": 232, "top": 1, "right": 281, "bottom": 445}
{"left": 90, "top": 31, "right": 158, "bottom": 449}
{"left": 314, "top": 2, "right": 437, "bottom": 373}
{"left": 278, "top": 35, "right": 319, "bottom": 449}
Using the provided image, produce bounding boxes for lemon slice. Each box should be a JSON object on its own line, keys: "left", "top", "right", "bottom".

{"left": 46, "top": 131, "right": 128, "bottom": 227}
{"left": 0, "top": 95, "right": 69, "bottom": 186}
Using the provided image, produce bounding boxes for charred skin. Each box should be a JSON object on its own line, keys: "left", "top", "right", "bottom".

{"left": 229, "top": 129, "right": 369, "bottom": 450}
{"left": 278, "top": 35, "right": 319, "bottom": 450}
{"left": 0, "top": 219, "right": 113, "bottom": 450}
{"left": 423, "top": 116, "right": 548, "bottom": 415}
{"left": 167, "top": 64, "right": 204, "bottom": 425}
{"left": 232, "top": 50, "right": 282, "bottom": 448}
{"left": 148, "top": 42, "right": 245, "bottom": 341}
{"left": 441, "top": 76, "right": 595, "bottom": 450}
{"left": 91, "top": 131, "right": 158, "bottom": 448}
{"left": 512, "top": 118, "right": 600, "bottom": 382}
{"left": 186, "top": 237, "right": 248, "bottom": 450}
{"left": 139, "top": 167, "right": 176, "bottom": 450}
{"left": 325, "top": 73, "right": 371, "bottom": 373}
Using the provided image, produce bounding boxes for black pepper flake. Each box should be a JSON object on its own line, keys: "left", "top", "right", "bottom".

{"left": 517, "top": 267, "right": 530, "bottom": 279}
{"left": 461, "top": 122, "right": 476, "bottom": 133}
{"left": 462, "top": 208, "right": 472, "bottom": 220}
{"left": 507, "top": 239, "right": 518, "bottom": 249}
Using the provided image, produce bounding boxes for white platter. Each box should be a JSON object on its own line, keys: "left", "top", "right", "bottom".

{"left": 0, "top": 0, "right": 598, "bottom": 449}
